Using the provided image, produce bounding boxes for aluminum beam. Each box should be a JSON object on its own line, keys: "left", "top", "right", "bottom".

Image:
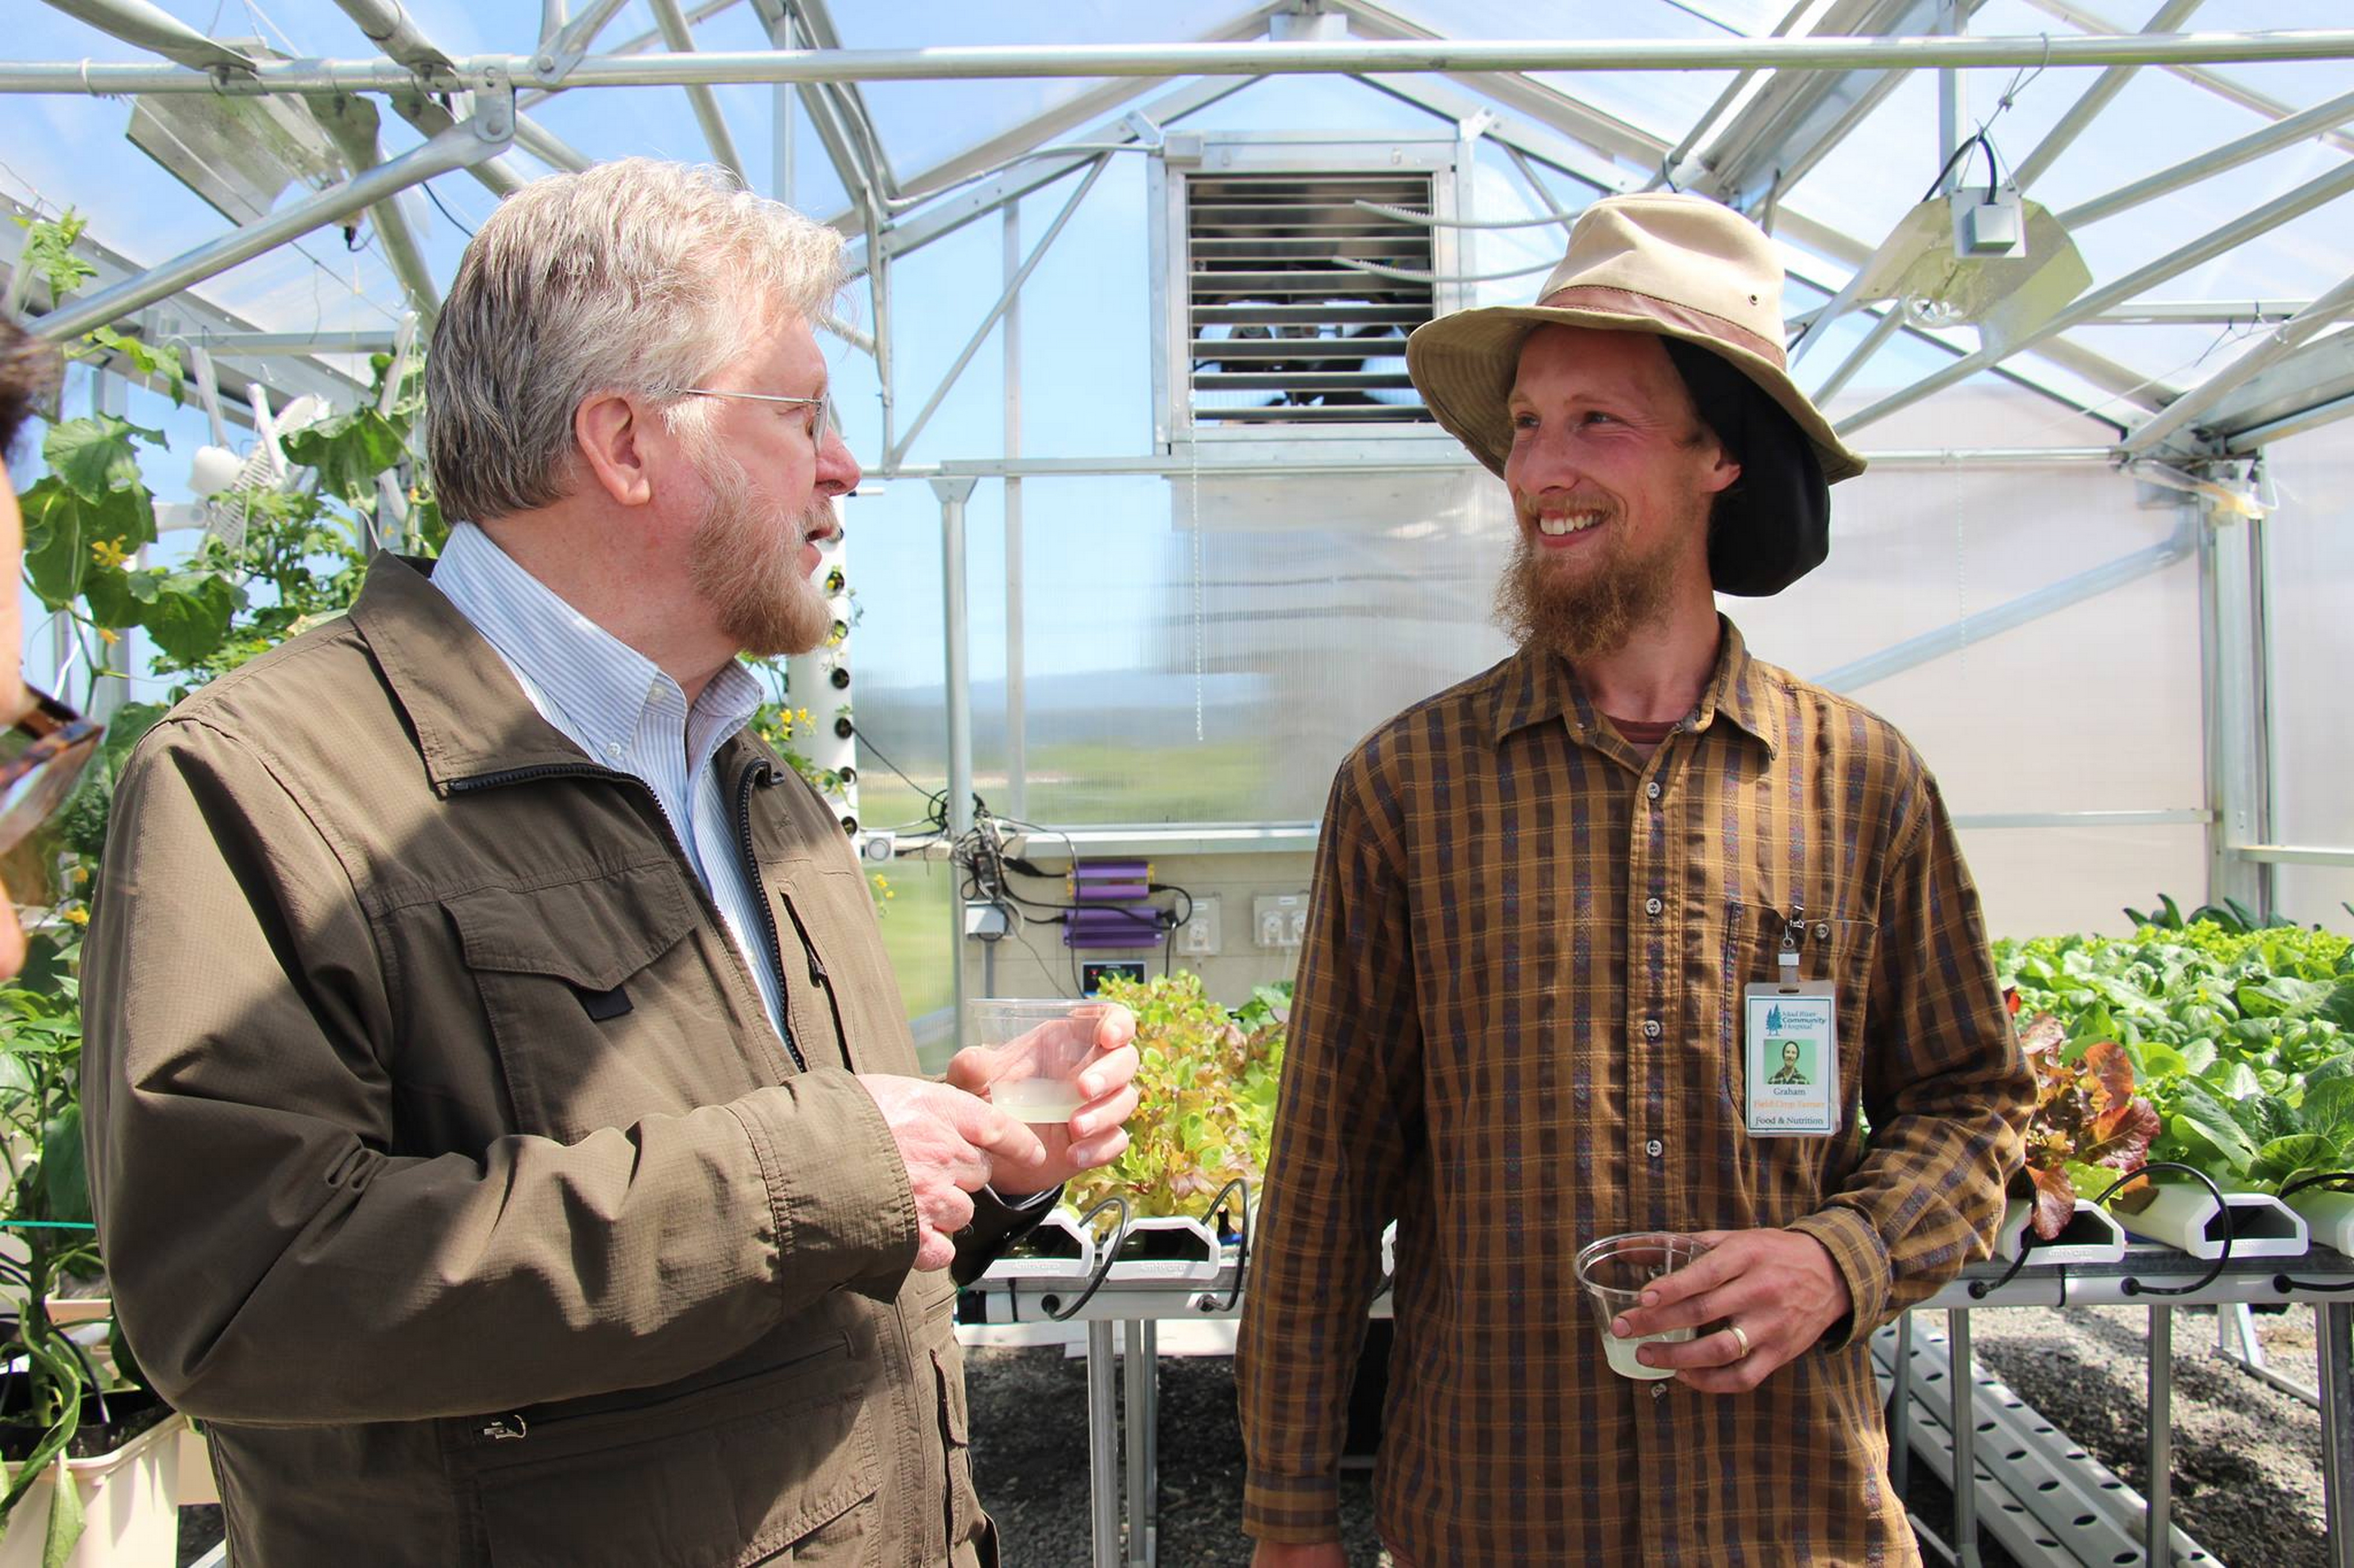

{"left": 852, "top": 74, "right": 1258, "bottom": 268}
{"left": 751, "top": 0, "right": 882, "bottom": 223}
{"left": 2021, "top": 0, "right": 2354, "bottom": 160}
{"left": 38, "top": 0, "right": 258, "bottom": 74}
{"left": 2062, "top": 94, "right": 2354, "bottom": 231}
{"left": 32, "top": 109, "right": 513, "bottom": 344}
{"left": 784, "top": 1, "right": 898, "bottom": 198}
{"left": 885, "top": 157, "right": 1106, "bottom": 469}
{"left": 20, "top": 30, "right": 2354, "bottom": 97}
{"left": 1809, "top": 517, "right": 2195, "bottom": 694}
{"left": 1673, "top": 0, "right": 1953, "bottom": 211}
{"left": 2011, "top": 0, "right": 2206, "bottom": 191}
{"left": 2196, "top": 329, "right": 2354, "bottom": 453}
{"left": 0, "top": 194, "right": 368, "bottom": 416}
{"left": 1325, "top": 0, "right": 1668, "bottom": 169}
{"left": 646, "top": 0, "right": 747, "bottom": 182}
{"left": 2123, "top": 269, "right": 2354, "bottom": 455}
{"left": 863, "top": 2, "right": 1288, "bottom": 217}
{"left": 310, "top": 99, "right": 443, "bottom": 326}
{"left": 1836, "top": 153, "right": 2354, "bottom": 435}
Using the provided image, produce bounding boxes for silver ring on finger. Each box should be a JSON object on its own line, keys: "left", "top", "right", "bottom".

{"left": 1726, "top": 1322, "right": 1752, "bottom": 1360}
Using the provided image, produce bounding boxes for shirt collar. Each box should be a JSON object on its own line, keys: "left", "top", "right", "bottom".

{"left": 1487, "top": 615, "right": 1782, "bottom": 761}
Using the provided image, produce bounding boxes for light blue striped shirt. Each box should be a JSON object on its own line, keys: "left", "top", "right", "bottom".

{"left": 431, "top": 522, "right": 789, "bottom": 1044}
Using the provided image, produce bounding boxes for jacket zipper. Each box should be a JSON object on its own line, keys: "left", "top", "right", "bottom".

{"left": 777, "top": 889, "right": 850, "bottom": 1066}
{"left": 731, "top": 760, "right": 809, "bottom": 1072}
{"left": 447, "top": 760, "right": 806, "bottom": 1073}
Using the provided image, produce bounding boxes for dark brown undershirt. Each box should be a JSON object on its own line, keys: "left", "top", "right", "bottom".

{"left": 1605, "top": 712, "right": 1677, "bottom": 760}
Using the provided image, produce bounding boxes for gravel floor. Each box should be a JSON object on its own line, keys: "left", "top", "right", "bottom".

{"left": 966, "top": 1304, "right": 2337, "bottom": 1568}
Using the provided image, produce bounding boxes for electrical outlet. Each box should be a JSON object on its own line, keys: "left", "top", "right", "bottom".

{"left": 1179, "top": 895, "right": 1220, "bottom": 957}
{"left": 1252, "top": 893, "right": 1310, "bottom": 950}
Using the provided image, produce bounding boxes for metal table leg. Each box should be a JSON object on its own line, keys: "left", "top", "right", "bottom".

{"left": 1947, "top": 1310, "right": 1982, "bottom": 1568}
{"left": 1889, "top": 1310, "right": 1913, "bottom": 1497}
{"left": 2320, "top": 1302, "right": 2354, "bottom": 1568}
{"left": 1088, "top": 1319, "right": 1121, "bottom": 1568}
{"left": 1123, "top": 1320, "right": 1156, "bottom": 1568}
{"left": 2149, "top": 1306, "right": 2173, "bottom": 1568}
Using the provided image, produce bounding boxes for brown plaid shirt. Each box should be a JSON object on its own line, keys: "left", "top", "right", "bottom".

{"left": 1238, "top": 620, "right": 2028, "bottom": 1566}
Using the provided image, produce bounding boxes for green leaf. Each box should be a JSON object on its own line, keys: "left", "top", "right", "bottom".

{"left": 13, "top": 210, "right": 96, "bottom": 298}
{"left": 2205, "top": 1059, "right": 2263, "bottom": 1103}
{"left": 2252, "top": 1133, "right": 2346, "bottom": 1190}
{"left": 39, "top": 1106, "right": 86, "bottom": 1226}
{"left": 17, "top": 478, "right": 154, "bottom": 611}
{"left": 41, "top": 415, "right": 162, "bottom": 504}
{"left": 2165, "top": 1079, "right": 2259, "bottom": 1175}
{"left": 38, "top": 1454, "right": 84, "bottom": 1568}
{"left": 2240, "top": 976, "right": 2337, "bottom": 1019}
{"left": 136, "top": 571, "right": 241, "bottom": 663}
{"left": 2301, "top": 1077, "right": 2354, "bottom": 1140}
{"left": 2320, "top": 979, "right": 2354, "bottom": 1033}
{"left": 283, "top": 407, "right": 406, "bottom": 504}
{"left": 2175, "top": 1038, "right": 2217, "bottom": 1076}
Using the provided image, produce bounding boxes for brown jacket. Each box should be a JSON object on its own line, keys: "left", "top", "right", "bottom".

{"left": 83, "top": 555, "right": 1034, "bottom": 1567}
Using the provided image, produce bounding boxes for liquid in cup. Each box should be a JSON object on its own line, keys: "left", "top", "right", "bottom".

{"left": 966, "top": 998, "right": 1101, "bottom": 1126}
{"left": 1573, "top": 1232, "right": 1711, "bottom": 1381}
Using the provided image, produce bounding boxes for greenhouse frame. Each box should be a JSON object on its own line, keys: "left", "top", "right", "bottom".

{"left": 5, "top": 2, "right": 2354, "bottom": 1566}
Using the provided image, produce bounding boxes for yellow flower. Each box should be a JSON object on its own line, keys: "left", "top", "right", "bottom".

{"left": 98, "top": 627, "right": 120, "bottom": 645}
{"left": 62, "top": 907, "right": 90, "bottom": 926}
{"left": 89, "top": 539, "right": 132, "bottom": 569}
{"left": 71, "top": 866, "right": 88, "bottom": 885}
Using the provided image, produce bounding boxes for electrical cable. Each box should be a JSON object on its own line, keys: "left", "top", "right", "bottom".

{"left": 422, "top": 181, "right": 477, "bottom": 238}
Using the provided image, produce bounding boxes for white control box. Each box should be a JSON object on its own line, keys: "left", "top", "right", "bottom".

{"left": 1252, "top": 893, "right": 1310, "bottom": 950}
{"left": 1178, "top": 895, "right": 1221, "bottom": 957}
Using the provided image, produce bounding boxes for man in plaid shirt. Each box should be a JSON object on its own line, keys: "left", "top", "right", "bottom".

{"left": 1238, "top": 194, "right": 2030, "bottom": 1566}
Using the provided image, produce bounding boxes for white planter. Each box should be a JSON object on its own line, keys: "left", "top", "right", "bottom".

{"left": 1994, "top": 1196, "right": 2128, "bottom": 1266}
{"left": 175, "top": 1424, "right": 217, "bottom": 1509}
{"left": 2284, "top": 1188, "right": 2354, "bottom": 1257}
{"left": 2114, "top": 1183, "right": 2309, "bottom": 1261}
{"left": 0, "top": 1411, "right": 186, "bottom": 1568}
{"left": 991, "top": 1207, "right": 1095, "bottom": 1281}
{"left": 1108, "top": 1215, "right": 1222, "bottom": 1283}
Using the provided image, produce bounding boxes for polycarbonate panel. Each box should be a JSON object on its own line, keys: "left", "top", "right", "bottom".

{"left": 2261, "top": 427, "right": 2354, "bottom": 933}
{"left": 1006, "top": 469, "right": 1515, "bottom": 826}
{"left": 1732, "top": 385, "right": 2205, "bottom": 825}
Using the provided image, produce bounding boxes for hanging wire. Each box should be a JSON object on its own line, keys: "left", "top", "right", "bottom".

{"left": 1039, "top": 1194, "right": 1130, "bottom": 1322}
{"left": 2271, "top": 1172, "right": 2354, "bottom": 1294}
{"left": 1335, "top": 255, "right": 1560, "bottom": 285}
{"left": 2090, "top": 1163, "right": 2235, "bottom": 1298}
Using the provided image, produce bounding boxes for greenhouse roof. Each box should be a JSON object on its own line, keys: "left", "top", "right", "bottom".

{"left": 6, "top": 0, "right": 2353, "bottom": 466}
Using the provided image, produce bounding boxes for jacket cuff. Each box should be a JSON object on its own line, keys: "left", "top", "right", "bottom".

{"left": 1243, "top": 1470, "right": 1343, "bottom": 1544}
{"left": 728, "top": 1070, "right": 920, "bottom": 1298}
{"left": 1786, "top": 1208, "right": 1891, "bottom": 1351}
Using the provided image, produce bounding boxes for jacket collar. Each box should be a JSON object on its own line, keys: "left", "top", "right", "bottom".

{"left": 346, "top": 552, "right": 601, "bottom": 791}
{"left": 1487, "top": 615, "right": 1782, "bottom": 760}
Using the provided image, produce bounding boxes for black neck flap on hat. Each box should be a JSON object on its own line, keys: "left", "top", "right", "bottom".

{"left": 1658, "top": 336, "right": 1828, "bottom": 597}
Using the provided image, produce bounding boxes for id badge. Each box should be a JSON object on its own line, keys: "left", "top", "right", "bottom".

{"left": 1743, "top": 978, "right": 1840, "bottom": 1137}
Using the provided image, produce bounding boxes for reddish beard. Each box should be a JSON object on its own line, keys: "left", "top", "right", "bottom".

{"left": 685, "top": 444, "right": 838, "bottom": 658}
{"left": 1493, "top": 492, "right": 1700, "bottom": 662}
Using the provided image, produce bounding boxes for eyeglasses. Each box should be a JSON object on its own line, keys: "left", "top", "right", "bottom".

{"left": 0, "top": 689, "right": 103, "bottom": 910}
{"left": 657, "top": 386, "right": 838, "bottom": 445}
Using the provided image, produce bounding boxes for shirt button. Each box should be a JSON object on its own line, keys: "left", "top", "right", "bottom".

{"left": 1651, "top": 1382, "right": 1668, "bottom": 1401}
{"left": 1645, "top": 1138, "right": 1664, "bottom": 1158}
{"left": 1642, "top": 1019, "right": 1662, "bottom": 1039}
{"left": 1645, "top": 897, "right": 1664, "bottom": 917}
{"left": 1815, "top": 922, "right": 1832, "bottom": 940}
{"left": 603, "top": 741, "right": 626, "bottom": 760}
{"left": 1645, "top": 780, "right": 1662, "bottom": 800}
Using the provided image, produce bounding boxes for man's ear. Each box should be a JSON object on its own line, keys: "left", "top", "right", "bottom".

{"left": 1700, "top": 436, "right": 1742, "bottom": 497}
{"left": 574, "top": 391, "right": 656, "bottom": 508}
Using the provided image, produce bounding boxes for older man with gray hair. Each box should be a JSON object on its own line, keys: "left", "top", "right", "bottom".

{"left": 83, "top": 159, "right": 1140, "bottom": 1567}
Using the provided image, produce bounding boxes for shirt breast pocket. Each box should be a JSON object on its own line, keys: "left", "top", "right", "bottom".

{"left": 1718, "top": 901, "right": 1878, "bottom": 1213}
{"left": 445, "top": 863, "right": 746, "bottom": 1143}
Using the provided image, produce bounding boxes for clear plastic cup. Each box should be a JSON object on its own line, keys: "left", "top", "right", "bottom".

{"left": 965, "top": 998, "right": 1105, "bottom": 1125}
{"left": 1573, "top": 1231, "right": 1711, "bottom": 1380}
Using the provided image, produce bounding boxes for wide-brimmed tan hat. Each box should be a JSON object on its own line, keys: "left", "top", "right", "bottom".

{"left": 1406, "top": 192, "right": 1866, "bottom": 486}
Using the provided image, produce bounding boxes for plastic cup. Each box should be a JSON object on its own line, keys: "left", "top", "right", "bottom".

{"left": 1573, "top": 1231, "right": 1711, "bottom": 1380}
{"left": 965, "top": 998, "right": 1104, "bottom": 1125}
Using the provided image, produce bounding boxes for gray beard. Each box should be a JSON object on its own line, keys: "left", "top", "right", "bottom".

{"left": 686, "top": 446, "right": 837, "bottom": 659}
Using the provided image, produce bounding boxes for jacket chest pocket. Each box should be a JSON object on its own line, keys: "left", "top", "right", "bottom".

{"left": 771, "top": 868, "right": 920, "bottom": 1076}
{"left": 1716, "top": 901, "right": 1877, "bottom": 1219}
{"left": 445, "top": 864, "right": 763, "bottom": 1144}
